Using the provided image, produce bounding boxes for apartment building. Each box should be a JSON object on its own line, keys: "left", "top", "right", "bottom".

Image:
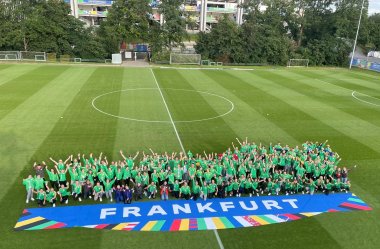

{"left": 65, "top": 0, "right": 244, "bottom": 30}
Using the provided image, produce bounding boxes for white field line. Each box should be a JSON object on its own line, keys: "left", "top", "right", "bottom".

{"left": 351, "top": 91, "right": 380, "bottom": 107}
{"left": 150, "top": 69, "right": 186, "bottom": 154}
{"left": 316, "top": 78, "right": 380, "bottom": 107}
{"left": 150, "top": 68, "right": 225, "bottom": 249}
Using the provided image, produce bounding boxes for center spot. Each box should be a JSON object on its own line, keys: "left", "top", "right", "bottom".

{"left": 92, "top": 88, "right": 234, "bottom": 123}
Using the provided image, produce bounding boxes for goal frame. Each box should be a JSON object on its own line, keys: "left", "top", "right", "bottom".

{"left": 0, "top": 51, "right": 21, "bottom": 61}
{"left": 287, "top": 59, "right": 309, "bottom": 68}
{"left": 169, "top": 53, "right": 201, "bottom": 65}
{"left": 20, "top": 51, "right": 46, "bottom": 62}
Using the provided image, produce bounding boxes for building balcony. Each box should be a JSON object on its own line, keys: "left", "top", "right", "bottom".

{"left": 77, "top": 0, "right": 113, "bottom": 7}
{"left": 207, "top": 7, "right": 236, "bottom": 13}
{"left": 78, "top": 9, "right": 108, "bottom": 17}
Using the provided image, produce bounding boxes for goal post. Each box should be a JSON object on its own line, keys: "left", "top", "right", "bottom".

{"left": 170, "top": 53, "right": 201, "bottom": 65}
{"left": 21, "top": 51, "right": 46, "bottom": 62}
{"left": 0, "top": 51, "right": 21, "bottom": 61}
{"left": 287, "top": 59, "right": 309, "bottom": 67}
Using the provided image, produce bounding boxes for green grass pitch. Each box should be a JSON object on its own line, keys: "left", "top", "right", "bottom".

{"left": 0, "top": 63, "right": 379, "bottom": 249}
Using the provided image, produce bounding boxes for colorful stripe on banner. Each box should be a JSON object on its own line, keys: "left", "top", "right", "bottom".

{"left": 347, "top": 198, "right": 365, "bottom": 204}
{"left": 189, "top": 218, "right": 198, "bottom": 230}
{"left": 339, "top": 202, "right": 372, "bottom": 211}
{"left": 14, "top": 216, "right": 67, "bottom": 231}
{"left": 169, "top": 219, "right": 181, "bottom": 231}
{"left": 141, "top": 220, "right": 165, "bottom": 231}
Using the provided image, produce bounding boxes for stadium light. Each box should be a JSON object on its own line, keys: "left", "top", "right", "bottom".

{"left": 349, "top": 0, "right": 365, "bottom": 69}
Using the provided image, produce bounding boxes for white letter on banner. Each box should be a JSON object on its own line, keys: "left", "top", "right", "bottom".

{"left": 282, "top": 199, "right": 299, "bottom": 208}
{"left": 147, "top": 205, "right": 168, "bottom": 216}
{"left": 220, "top": 202, "right": 235, "bottom": 212}
{"left": 172, "top": 204, "right": 191, "bottom": 214}
{"left": 262, "top": 200, "right": 283, "bottom": 210}
{"left": 239, "top": 201, "right": 258, "bottom": 211}
{"left": 196, "top": 202, "right": 216, "bottom": 213}
{"left": 123, "top": 207, "right": 141, "bottom": 217}
{"left": 100, "top": 208, "right": 116, "bottom": 219}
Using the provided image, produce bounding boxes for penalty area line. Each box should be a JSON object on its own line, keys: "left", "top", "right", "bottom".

{"left": 150, "top": 68, "right": 225, "bottom": 249}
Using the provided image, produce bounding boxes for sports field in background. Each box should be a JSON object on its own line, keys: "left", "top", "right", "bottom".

{"left": 0, "top": 63, "right": 379, "bottom": 249}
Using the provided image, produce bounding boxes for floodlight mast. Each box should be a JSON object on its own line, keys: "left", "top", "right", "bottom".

{"left": 349, "top": 0, "right": 365, "bottom": 69}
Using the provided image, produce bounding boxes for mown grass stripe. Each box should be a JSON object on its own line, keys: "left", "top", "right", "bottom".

{"left": 0, "top": 65, "right": 69, "bottom": 120}
{"left": 0, "top": 66, "right": 124, "bottom": 249}
{"left": 154, "top": 69, "right": 241, "bottom": 153}
{"left": 272, "top": 70, "right": 380, "bottom": 128}
{"left": 249, "top": 70, "right": 380, "bottom": 160}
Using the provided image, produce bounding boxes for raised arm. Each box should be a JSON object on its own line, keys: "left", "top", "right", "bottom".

{"left": 63, "top": 155, "right": 71, "bottom": 164}
{"left": 133, "top": 151, "right": 140, "bottom": 160}
{"left": 49, "top": 157, "right": 58, "bottom": 165}
{"left": 119, "top": 150, "right": 126, "bottom": 160}
{"left": 235, "top": 137, "right": 242, "bottom": 146}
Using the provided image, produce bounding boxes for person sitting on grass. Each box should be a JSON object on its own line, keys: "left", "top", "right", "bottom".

{"left": 46, "top": 187, "right": 57, "bottom": 207}
{"left": 34, "top": 188, "right": 46, "bottom": 207}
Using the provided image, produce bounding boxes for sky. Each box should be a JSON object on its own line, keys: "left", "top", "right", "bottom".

{"left": 369, "top": 0, "right": 380, "bottom": 14}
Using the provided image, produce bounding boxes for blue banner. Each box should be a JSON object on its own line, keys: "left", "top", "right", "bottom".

{"left": 15, "top": 193, "right": 371, "bottom": 231}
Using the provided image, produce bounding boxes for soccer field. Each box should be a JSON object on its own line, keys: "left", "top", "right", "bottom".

{"left": 0, "top": 63, "right": 379, "bottom": 249}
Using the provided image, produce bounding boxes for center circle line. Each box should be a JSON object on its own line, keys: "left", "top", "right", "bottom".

{"left": 91, "top": 88, "right": 235, "bottom": 123}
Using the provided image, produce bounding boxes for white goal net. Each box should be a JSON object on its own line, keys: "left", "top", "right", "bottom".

{"left": 21, "top": 51, "right": 46, "bottom": 62}
{"left": 0, "top": 51, "right": 21, "bottom": 61}
{"left": 287, "top": 59, "right": 309, "bottom": 67}
{"left": 170, "top": 53, "right": 201, "bottom": 65}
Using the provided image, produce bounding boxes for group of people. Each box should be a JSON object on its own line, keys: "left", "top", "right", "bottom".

{"left": 23, "top": 138, "right": 352, "bottom": 207}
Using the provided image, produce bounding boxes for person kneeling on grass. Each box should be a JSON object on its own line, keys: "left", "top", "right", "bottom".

{"left": 58, "top": 183, "right": 70, "bottom": 204}
{"left": 34, "top": 188, "right": 46, "bottom": 207}
{"left": 46, "top": 188, "right": 57, "bottom": 207}
{"left": 179, "top": 182, "right": 191, "bottom": 200}
{"left": 146, "top": 182, "right": 157, "bottom": 199}
{"left": 93, "top": 182, "right": 104, "bottom": 202}
{"left": 73, "top": 181, "right": 82, "bottom": 202}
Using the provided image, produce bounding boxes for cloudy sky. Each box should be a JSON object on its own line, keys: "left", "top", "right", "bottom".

{"left": 369, "top": 0, "right": 380, "bottom": 14}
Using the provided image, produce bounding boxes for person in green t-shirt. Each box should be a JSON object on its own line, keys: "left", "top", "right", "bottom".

{"left": 23, "top": 175, "right": 35, "bottom": 204}
{"left": 200, "top": 181, "right": 208, "bottom": 201}
{"left": 93, "top": 182, "right": 104, "bottom": 202}
{"left": 58, "top": 183, "right": 70, "bottom": 204}
{"left": 33, "top": 188, "right": 46, "bottom": 207}
{"left": 73, "top": 181, "right": 82, "bottom": 202}
{"left": 172, "top": 180, "right": 181, "bottom": 199}
{"left": 179, "top": 182, "right": 191, "bottom": 200}
{"left": 45, "top": 165, "right": 59, "bottom": 190}
{"left": 46, "top": 188, "right": 57, "bottom": 207}
{"left": 102, "top": 178, "right": 116, "bottom": 202}
{"left": 146, "top": 182, "right": 157, "bottom": 199}
{"left": 191, "top": 181, "right": 200, "bottom": 201}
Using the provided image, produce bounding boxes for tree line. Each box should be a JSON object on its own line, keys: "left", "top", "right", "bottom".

{"left": 0, "top": 0, "right": 379, "bottom": 66}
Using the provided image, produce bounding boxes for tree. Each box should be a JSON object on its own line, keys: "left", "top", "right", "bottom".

{"left": 158, "top": 0, "right": 188, "bottom": 51}
{"left": 367, "top": 13, "right": 380, "bottom": 50}
{"left": 195, "top": 16, "right": 246, "bottom": 63}
{"left": 100, "top": 0, "right": 152, "bottom": 50}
